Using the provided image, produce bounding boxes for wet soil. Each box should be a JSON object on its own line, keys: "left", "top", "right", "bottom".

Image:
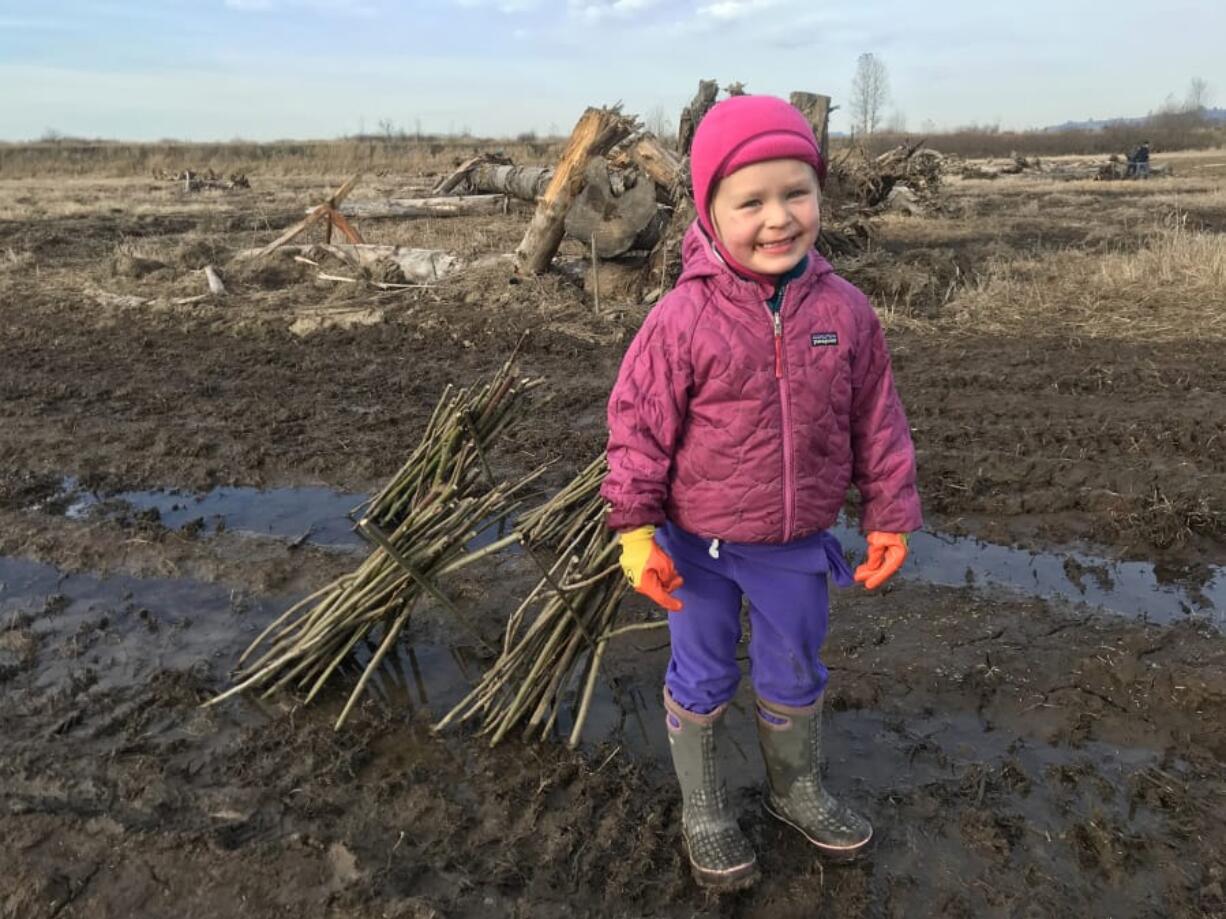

{"left": 1, "top": 172, "right": 1224, "bottom": 917}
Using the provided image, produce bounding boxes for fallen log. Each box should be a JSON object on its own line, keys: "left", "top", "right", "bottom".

{"left": 610, "top": 133, "right": 684, "bottom": 200}
{"left": 326, "top": 195, "right": 513, "bottom": 219}
{"left": 432, "top": 154, "right": 554, "bottom": 201}
{"left": 468, "top": 163, "right": 553, "bottom": 200}
{"left": 312, "top": 244, "right": 462, "bottom": 282}
{"left": 234, "top": 243, "right": 516, "bottom": 285}
{"left": 433, "top": 153, "right": 511, "bottom": 196}
{"left": 515, "top": 106, "right": 636, "bottom": 275}
{"left": 236, "top": 243, "right": 462, "bottom": 282}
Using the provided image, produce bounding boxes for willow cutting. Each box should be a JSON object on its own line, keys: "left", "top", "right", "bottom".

{"left": 206, "top": 353, "right": 543, "bottom": 729}
{"left": 437, "top": 455, "right": 665, "bottom": 748}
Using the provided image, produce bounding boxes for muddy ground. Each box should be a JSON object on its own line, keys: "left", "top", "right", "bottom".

{"left": 1, "top": 157, "right": 1225, "bottom": 917}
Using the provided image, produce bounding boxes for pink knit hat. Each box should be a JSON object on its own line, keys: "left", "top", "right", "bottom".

{"left": 690, "top": 95, "right": 826, "bottom": 282}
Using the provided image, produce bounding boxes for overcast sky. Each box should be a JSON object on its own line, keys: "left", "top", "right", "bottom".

{"left": 1, "top": 0, "right": 1222, "bottom": 141}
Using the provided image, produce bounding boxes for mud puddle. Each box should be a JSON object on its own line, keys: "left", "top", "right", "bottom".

{"left": 0, "top": 554, "right": 287, "bottom": 694}
{"left": 22, "top": 476, "right": 1226, "bottom": 632}
{"left": 829, "top": 520, "right": 1225, "bottom": 630}
{"left": 1, "top": 550, "right": 1166, "bottom": 788}
{"left": 47, "top": 479, "right": 516, "bottom": 557}
{"left": 0, "top": 554, "right": 480, "bottom": 707}
{"left": 56, "top": 479, "right": 368, "bottom": 551}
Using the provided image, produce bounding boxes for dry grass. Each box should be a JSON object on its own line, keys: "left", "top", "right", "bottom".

{"left": 948, "top": 174, "right": 1224, "bottom": 199}
{"left": 0, "top": 138, "right": 563, "bottom": 179}
{"left": 0, "top": 247, "right": 36, "bottom": 274}
{"left": 941, "top": 217, "right": 1226, "bottom": 341}
{"left": 842, "top": 125, "right": 1226, "bottom": 159}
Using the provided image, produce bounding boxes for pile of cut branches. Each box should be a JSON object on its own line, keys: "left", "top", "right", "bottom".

{"left": 830, "top": 141, "right": 944, "bottom": 212}
{"left": 436, "top": 455, "right": 663, "bottom": 748}
{"left": 206, "top": 353, "right": 544, "bottom": 729}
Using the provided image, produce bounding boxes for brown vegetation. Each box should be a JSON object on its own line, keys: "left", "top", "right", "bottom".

{"left": 848, "top": 118, "right": 1226, "bottom": 159}
{"left": 0, "top": 136, "right": 567, "bottom": 180}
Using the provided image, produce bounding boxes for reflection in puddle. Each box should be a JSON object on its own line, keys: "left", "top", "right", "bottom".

{"left": 0, "top": 554, "right": 288, "bottom": 694}
{"left": 60, "top": 480, "right": 366, "bottom": 550}
{"left": 0, "top": 555, "right": 490, "bottom": 727}
{"left": 829, "top": 520, "right": 1225, "bottom": 630}
{"left": 33, "top": 480, "right": 1226, "bottom": 628}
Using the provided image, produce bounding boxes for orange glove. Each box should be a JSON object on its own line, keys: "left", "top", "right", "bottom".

{"left": 854, "top": 531, "right": 909, "bottom": 590}
{"left": 618, "top": 525, "right": 684, "bottom": 612}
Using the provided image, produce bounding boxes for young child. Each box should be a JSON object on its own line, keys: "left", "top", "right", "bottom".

{"left": 601, "top": 95, "right": 922, "bottom": 890}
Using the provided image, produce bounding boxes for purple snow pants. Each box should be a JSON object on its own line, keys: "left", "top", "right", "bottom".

{"left": 655, "top": 522, "right": 854, "bottom": 714}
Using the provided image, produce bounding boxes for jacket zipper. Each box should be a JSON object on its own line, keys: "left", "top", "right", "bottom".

{"left": 767, "top": 299, "right": 797, "bottom": 541}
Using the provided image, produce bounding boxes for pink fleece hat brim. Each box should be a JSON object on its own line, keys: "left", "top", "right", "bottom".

{"left": 721, "top": 131, "right": 826, "bottom": 188}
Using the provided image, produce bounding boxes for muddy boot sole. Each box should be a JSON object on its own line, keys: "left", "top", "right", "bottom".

{"left": 682, "top": 836, "right": 759, "bottom": 891}
{"left": 764, "top": 799, "right": 872, "bottom": 861}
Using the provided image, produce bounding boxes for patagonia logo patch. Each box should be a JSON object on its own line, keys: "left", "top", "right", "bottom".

{"left": 811, "top": 332, "right": 839, "bottom": 347}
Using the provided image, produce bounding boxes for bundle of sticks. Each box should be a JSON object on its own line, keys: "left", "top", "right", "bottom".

{"left": 206, "top": 352, "right": 544, "bottom": 729}
{"left": 436, "top": 456, "right": 665, "bottom": 748}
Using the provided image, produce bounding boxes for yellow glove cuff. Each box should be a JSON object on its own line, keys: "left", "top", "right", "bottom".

{"left": 617, "top": 525, "right": 656, "bottom": 588}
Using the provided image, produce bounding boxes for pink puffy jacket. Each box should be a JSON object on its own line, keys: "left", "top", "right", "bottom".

{"left": 602, "top": 223, "right": 922, "bottom": 543}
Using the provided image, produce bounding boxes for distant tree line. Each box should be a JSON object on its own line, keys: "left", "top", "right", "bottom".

{"left": 841, "top": 66, "right": 1222, "bottom": 157}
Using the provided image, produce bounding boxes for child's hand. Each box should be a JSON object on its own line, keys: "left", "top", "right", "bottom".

{"left": 618, "top": 525, "right": 684, "bottom": 611}
{"left": 854, "top": 532, "right": 909, "bottom": 590}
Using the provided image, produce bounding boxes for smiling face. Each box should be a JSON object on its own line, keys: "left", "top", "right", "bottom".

{"left": 709, "top": 158, "right": 821, "bottom": 276}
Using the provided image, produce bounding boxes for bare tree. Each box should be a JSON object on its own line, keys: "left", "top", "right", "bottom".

{"left": 643, "top": 104, "right": 675, "bottom": 142}
{"left": 850, "top": 52, "right": 890, "bottom": 137}
{"left": 1185, "top": 76, "right": 1212, "bottom": 114}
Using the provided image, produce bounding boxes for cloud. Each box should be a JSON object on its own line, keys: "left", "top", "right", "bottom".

{"left": 568, "top": 0, "right": 659, "bottom": 23}
{"left": 695, "top": 0, "right": 783, "bottom": 21}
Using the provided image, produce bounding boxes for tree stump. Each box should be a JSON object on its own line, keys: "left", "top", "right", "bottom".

{"left": 564, "top": 159, "right": 660, "bottom": 258}
{"left": 789, "top": 92, "right": 833, "bottom": 161}
{"left": 677, "top": 79, "right": 719, "bottom": 156}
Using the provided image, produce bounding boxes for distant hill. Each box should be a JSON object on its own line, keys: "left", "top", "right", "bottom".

{"left": 1044, "top": 107, "right": 1226, "bottom": 132}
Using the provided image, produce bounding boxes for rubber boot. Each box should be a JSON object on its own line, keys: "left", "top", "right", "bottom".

{"left": 663, "top": 689, "right": 758, "bottom": 890}
{"left": 755, "top": 695, "right": 873, "bottom": 857}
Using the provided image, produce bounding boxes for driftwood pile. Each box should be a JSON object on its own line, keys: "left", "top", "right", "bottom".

{"left": 958, "top": 154, "right": 1172, "bottom": 182}
{"left": 228, "top": 86, "right": 863, "bottom": 315}
{"left": 152, "top": 168, "right": 250, "bottom": 192}
{"left": 829, "top": 142, "right": 944, "bottom": 216}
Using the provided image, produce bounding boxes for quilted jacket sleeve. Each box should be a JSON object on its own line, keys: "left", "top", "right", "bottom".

{"left": 848, "top": 294, "right": 924, "bottom": 534}
{"left": 601, "top": 301, "right": 693, "bottom": 530}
